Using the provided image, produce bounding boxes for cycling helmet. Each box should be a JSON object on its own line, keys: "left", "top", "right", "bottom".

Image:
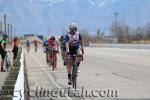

{"left": 60, "top": 35, "right": 64, "bottom": 39}
{"left": 69, "top": 23, "right": 77, "bottom": 30}
{"left": 51, "top": 35, "right": 55, "bottom": 41}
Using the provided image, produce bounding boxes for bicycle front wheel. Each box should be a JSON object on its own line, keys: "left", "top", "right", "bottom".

{"left": 72, "top": 58, "right": 78, "bottom": 89}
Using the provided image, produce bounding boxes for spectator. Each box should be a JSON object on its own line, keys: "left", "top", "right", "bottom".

{"left": 12, "top": 37, "right": 19, "bottom": 60}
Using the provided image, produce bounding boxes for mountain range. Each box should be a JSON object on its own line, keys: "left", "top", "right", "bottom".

{"left": 0, "top": 0, "right": 150, "bottom": 36}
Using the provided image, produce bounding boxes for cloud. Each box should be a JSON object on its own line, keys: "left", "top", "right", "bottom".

{"left": 29, "top": 0, "right": 33, "bottom": 2}
{"left": 88, "top": 0, "right": 119, "bottom": 7}
{"left": 40, "top": 0, "right": 64, "bottom": 6}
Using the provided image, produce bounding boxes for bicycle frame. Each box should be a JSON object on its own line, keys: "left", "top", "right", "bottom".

{"left": 67, "top": 55, "right": 78, "bottom": 89}
{"left": 48, "top": 47, "right": 57, "bottom": 71}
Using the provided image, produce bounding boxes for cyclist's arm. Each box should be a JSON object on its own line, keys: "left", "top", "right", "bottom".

{"left": 65, "top": 35, "right": 70, "bottom": 53}
{"left": 56, "top": 40, "right": 59, "bottom": 52}
{"left": 79, "top": 34, "right": 84, "bottom": 49}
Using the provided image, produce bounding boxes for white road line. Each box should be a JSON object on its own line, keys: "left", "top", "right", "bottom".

{"left": 32, "top": 53, "right": 73, "bottom": 100}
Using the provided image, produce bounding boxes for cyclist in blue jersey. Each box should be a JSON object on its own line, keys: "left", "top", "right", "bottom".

{"left": 43, "top": 40, "right": 49, "bottom": 63}
{"left": 59, "top": 35, "right": 67, "bottom": 65}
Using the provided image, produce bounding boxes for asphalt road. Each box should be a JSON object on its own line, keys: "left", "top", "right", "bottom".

{"left": 25, "top": 46, "right": 150, "bottom": 100}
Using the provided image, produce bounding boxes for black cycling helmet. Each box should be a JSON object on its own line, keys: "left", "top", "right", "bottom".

{"left": 60, "top": 35, "right": 64, "bottom": 39}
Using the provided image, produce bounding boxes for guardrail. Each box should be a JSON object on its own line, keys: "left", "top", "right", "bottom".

{"left": 13, "top": 46, "right": 24, "bottom": 100}
{"left": 0, "top": 46, "right": 24, "bottom": 100}
{"left": 89, "top": 43, "right": 150, "bottom": 49}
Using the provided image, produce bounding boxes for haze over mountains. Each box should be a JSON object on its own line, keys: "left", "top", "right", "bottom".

{"left": 0, "top": 0, "right": 150, "bottom": 35}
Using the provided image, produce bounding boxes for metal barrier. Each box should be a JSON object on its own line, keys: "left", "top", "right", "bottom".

{"left": 13, "top": 46, "right": 24, "bottom": 100}
{"left": 89, "top": 43, "right": 150, "bottom": 49}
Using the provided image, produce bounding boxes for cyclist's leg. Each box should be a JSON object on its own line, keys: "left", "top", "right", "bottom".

{"left": 61, "top": 47, "right": 67, "bottom": 65}
{"left": 60, "top": 47, "right": 63, "bottom": 60}
{"left": 12, "top": 46, "right": 18, "bottom": 60}
{"left": 46, "top": 52, "right": 48, "bottom": 63}
{"left": 1, "top": 52, "right": 6, "bottom": 71}
{"left": 53, "top": 51, "right": 57, "bottom": 69}
{"left": 67, "top": 55, "right": 72, "bottom": 84}
{"left": 76, "top": 44, "right": 83, "bottom": 65}
{"left": 67, "top": 46, "right": 77, "bottom": 85}
{"left": 35, "top": 45, "right": 38, "bottom": 52}
{"left": 45, "top": 47, "right": 48, "bottom": 61}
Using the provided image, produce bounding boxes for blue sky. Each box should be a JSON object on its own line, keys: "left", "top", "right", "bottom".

{"left": 0, "top": 0, "right": 150, "bottom": 36}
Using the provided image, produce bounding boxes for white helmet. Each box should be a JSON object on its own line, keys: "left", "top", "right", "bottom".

{"left": 69, "top": 23, "right": 77, "bottom": 30}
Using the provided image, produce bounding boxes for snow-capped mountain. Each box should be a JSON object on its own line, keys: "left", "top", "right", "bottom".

{"left": 0, "top": 0, "right": 150, "bottom": 35}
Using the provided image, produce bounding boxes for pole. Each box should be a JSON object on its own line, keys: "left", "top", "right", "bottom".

{"left": 0, "top": 21, "right": 2, "bottom": 32}
{"left": 7, "top": 24, "right": 9, "bottom": 42}
{"left": 115, "top": 12, "right": 118, "bottom": 28}
{"left": 14, "top": 27, "right": 16, "bottom": 37}
{"left": 4, "top": 14, "right": 7, "bottom": 35}
{"left": 10, "top": 24, "right": 13, "bottom": 41}
{"left": 115, "top": 12, "right": 118, "bottom": 37}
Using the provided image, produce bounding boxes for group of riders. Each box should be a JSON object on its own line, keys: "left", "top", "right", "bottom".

{"left": 42, "top": 23, "right": 84, "bottom": 85}
{"left": 26, "top": 23, "right": 84, "bottom": 85}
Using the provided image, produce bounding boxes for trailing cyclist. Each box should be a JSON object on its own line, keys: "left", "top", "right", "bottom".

{"left": 0, "top": 34, "right": 8, "bottom": 72}
{"left": 33, "top": 40, "right": 38, "bottom": 52}
{"left": 59, "top": 35, "right": 67, "bottom": 66}
{"left": 48, "top": 35, "right": 59, "bottom": 71}
{"left": 65, "top": 23, "right": 84, "bottom": 85}
{"left": 26, "top": 40, "right": 30, "bottom": 53}
{"left": 43, "top": 39, "right": 49, "bottom": 63}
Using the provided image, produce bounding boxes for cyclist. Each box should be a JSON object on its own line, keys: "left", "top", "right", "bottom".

{"left": 33, "top": 40, "right": 38, "bottom": 52}
{"left": 65, "top": 23, "right": 84, "bottom": 85}
{"left": 0, "top": 34, "right": 8, "bottom": 72}
{"left": 59, "top": 35, "right": 66, "bottom": 65}
{"left": 43, "top": 40, "right": 49, "bottom": 63}
{"left": 48, "top": 35, "right": 59, "bottom": 70}
{"left": 26, "top": 40, "right": 30, "bottom": 53}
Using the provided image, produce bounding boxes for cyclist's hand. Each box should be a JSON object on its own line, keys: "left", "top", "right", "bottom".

{"left": 7, "top": 50, "right": 11, "bottom": 52}
{"left": 67, "top": 52, "right": 70, "bottom": 55}
{"left": 81, "top": 49, "right": 84, "bottom": 54}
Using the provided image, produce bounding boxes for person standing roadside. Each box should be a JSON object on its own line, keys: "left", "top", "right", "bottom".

{"left": 12, "top": 37, "right": 19, "bottom": 60}
{"left": 0, "top": 34, "right": 8, "bottom": 72}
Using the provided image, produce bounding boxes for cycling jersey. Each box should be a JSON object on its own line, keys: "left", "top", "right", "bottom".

{"left": 60, "top": 38, "right": 66, "bottom": 48}
{"left": 43, "top": 40, "right": 48, "bottom": 48}
{"left": 48, "top": 39, "right": 58, "bottom": 51}
{"left": 26, "top": 41, "right": 30, "bottom": 46}
{"left": 65, "top": 31, "right": 82, "bottom": 47}
{"left": 0, "top": 39, "right": 7, "bottom": 53}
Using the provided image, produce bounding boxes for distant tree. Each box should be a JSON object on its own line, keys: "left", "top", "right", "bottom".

{"left": 97, "top": 28, "right": 101, "bottom": 37}
{"left": 110, "top": 22, "right": 131, "bottom": 43}
{"left": 80, "top": 29, "right": 91, "bottom": 46}
{"left": 145, "top": 23, "right": 150, "bottom": 39}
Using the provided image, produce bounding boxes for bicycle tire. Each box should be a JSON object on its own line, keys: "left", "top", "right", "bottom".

{"left": 72, "top": 56, "right": 77, "bottom": 89}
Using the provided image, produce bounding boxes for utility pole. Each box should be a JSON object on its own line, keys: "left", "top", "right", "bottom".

{"left": 7, "top": 24, "right": 10, "bottom": 42}
{"left": 115, "top": 12, "right": 118, "bottom": 28}
{"left": 115, "top": 12, "right": 118, "bottom": 37}
{"left": 10, "top": 24, "right": 13, "bottom": 41}
{"left": 13, "top": 27, "right": 16, "bottom": 37}
{"left": 4, "top": 14, "right": 7, "bottom": 35}
{"left": 0, "top": 21, "right": 2, "bottom": 31}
